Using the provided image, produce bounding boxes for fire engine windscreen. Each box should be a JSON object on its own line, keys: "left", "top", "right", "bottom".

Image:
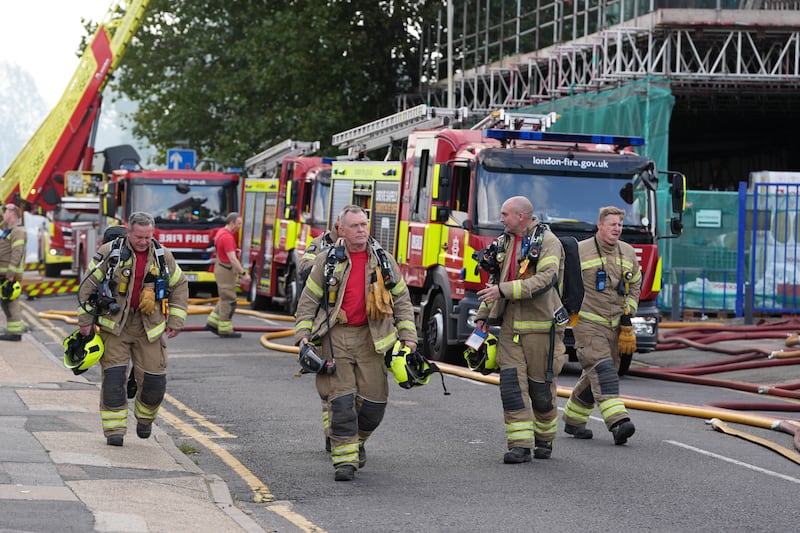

{"left": 131, "top": 183, "right": 235, "bottom": 225}
{"left": 474, "top": 151, "right": 652, "bottom": 231}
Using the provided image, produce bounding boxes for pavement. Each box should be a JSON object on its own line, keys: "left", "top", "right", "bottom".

{"left": 0, "top": 332, "right": 268, "bottom": 533}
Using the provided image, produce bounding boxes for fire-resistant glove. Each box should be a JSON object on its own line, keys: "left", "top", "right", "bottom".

{"left": 367, "top": 268, "right": 393, "bottom": 321}
{"left": 139, "top": 284, "right": 157, "bottom": 315}
{"left": 617, "top": 313, "right": 637, "bottom": 356}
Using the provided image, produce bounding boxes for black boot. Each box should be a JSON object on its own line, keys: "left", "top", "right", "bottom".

{"left": 565, "top": 424, "right": 593, "bottom": 439}
{"left": 0, "top": 333, "right": 22, "bottom": 341}
{"left": 533, "top": 440, "right": 552, "bottom": 459}
{"left": 503, "top": 447, "right": 531, "bottom": 464}
{"left": 611, "top": 419, "right": 636, "bottom": 445}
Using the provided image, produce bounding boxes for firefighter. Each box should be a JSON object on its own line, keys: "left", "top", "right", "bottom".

{"left": 77, "top": 211, "right": 189, "bottom": 446}
{"left": 295, "top": 205, "right": 417, "bottom": 481}
{"left": 206, "top": 212, "right": 249, "bottom": 338}
{"left": 562, "top": 206, "right": 641, "bottom": 445}
{"left": 0, "top": 203, "right": 27, "bottom": 341}
{"left": 475, "top": 196, "right": 566, "bottom": 464}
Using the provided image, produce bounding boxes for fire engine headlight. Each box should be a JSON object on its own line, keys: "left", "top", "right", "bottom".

{"left": 48, "top": 249, "right": 65, "bottom": 257}
{"left": 631, "top": 316, "right": 656, "bottom": 337}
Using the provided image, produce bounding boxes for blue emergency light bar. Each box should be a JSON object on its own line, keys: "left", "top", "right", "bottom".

{"left": 485, "top": 129, "right": 645, "bottom": 147}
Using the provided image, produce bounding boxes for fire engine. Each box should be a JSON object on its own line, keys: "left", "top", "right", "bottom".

{"left": 241, "top": 140, "right": 332, "bottom": 312}
{"left": 60, "top": 145, "right": 240, "bottom": 289}
{"left": 327, "top": 105, "right": 686, "bottom": 363}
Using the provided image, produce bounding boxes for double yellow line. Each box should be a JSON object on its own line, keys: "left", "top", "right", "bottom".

{"left": 24, "top": 301, "right": 325, "bottom": 533}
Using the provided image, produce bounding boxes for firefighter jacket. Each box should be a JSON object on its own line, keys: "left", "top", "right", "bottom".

{"left": 0, "top": 223, "right": 27, "bottom": 280}
{"left": 77, "top": 238, "right": 189, "bottom": 341}
{"left": 577, "top": 236, "right": 642, "bottom": 328}
{"left": 294, "top": 242, "right": 416, "bottom": 355}
{"left": 475, "top": 220, "right": 565, "bottom": 333}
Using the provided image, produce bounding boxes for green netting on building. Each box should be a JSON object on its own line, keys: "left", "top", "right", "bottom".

{"left": 518, "top": 77, "right": 674, "bottom": 176}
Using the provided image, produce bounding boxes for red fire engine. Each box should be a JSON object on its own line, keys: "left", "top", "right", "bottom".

{"left": 240, "top": 140, "right": 332, "bottom": 312}
{"left": 327, "top": 105, "right": 686, "bottom": 364}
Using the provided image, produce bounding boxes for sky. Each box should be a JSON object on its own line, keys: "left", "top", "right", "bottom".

{"left": 0, "top": 0, "right": 112, "bottom": 108}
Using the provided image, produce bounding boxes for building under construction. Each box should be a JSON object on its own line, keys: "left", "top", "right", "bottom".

{"left": 414, "top": 1, "right": 800, "bottom": 192}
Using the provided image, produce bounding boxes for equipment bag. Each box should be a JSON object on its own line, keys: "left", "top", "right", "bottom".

{"left": 557, "top": 235, "right": 584, "bottom": 316}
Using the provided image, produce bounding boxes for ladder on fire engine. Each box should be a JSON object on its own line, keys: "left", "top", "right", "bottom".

{"left": 244, "top": 139, "right": 320, "bottom": 178}
{"left": 0, "top": 0, "right": 151, "bottom": 207}
{"left": 332, "top": 104, "right": 469, "bottom": 158}
{"left": 471, "top": 109, "right": 559, "bottom": 132}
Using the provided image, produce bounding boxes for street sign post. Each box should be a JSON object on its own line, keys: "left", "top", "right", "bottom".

{"left": 167, "top": 149, "right": 196, "bottom": 170}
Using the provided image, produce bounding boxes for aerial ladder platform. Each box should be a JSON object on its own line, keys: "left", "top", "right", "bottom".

{"left": 0, "top": 0, "right": 150, "bottom": 211}
{"left": 332, "top": 104, "right": 470, "bottom": 158}
{"left": 244, "top": 140, "right": 320, "bottom": 178}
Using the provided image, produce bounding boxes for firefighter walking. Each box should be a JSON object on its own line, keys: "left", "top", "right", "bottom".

{"left": 295, "top": 205, "right": 417, "bottom": 481}
{"left": 206, "top": 212, "right": 249, "bottom": 338}
{"left": 77, "top": 212, "right": 189, "bottom": 446}
{"left": 0, "top": 203, "right": 27, "bottom": 341}
{"left": 476, "top": 196, "right": 566, "bottom": 464}
{"left": 562, "top": 206, "right": 641, "bottom": 444}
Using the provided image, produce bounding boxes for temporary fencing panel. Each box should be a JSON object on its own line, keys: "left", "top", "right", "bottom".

{"left": 743, "top": 182, "right": 800, "bottom": 314}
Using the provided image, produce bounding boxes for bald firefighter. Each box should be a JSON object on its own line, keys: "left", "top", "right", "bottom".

{"left": 475, "top": 196, "right": 566, "bottom": 463}
{"left": 0, "top": 203, "right": 27, "bottom": 341}
{"left": 562, "top": 206, "right": 641, "bottom": 445}
{"left": 295, "top": 205, "right": 416, "bottom": 481}
{"left": 78, "top": 212, "right": 189, "bottom": 446}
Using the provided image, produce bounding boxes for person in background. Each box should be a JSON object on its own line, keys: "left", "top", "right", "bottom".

{"left": 206, "top": 212, "right": 249, "bottom": 338}
{"left": 77, "top": 211, "right": 189, "bottom": 446}
{"left": 475, "top": 196, "right": 566, "bottom": 464}
{"left": 562, "top": 206, "right": 641, "bottom": 445}
{"left": 294, "top": 205, "right": 417, "bottom": 481}
{"left": 0, "top": 203, "right": 27, "bottom": 341}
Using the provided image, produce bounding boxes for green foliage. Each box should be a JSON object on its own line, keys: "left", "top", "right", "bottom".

{"left": 107, "top": 0, "right": 438, "bottom": 167}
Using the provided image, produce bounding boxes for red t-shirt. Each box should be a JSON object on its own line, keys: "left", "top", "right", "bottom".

{"left": 507, "top": 235, "right": 522, "bottom": 281}
{"left": 341, "top": 249, "right": 368, "bottom": 326}
{"left": 215, "top": 228, "right": 237, "bottom": 265}
{"left": 130, "top": 249, "right": 149, "bottom": 310}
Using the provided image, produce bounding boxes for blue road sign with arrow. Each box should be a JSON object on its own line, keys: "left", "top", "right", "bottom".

{"left": 167, "top": 149, "right": 196, "bottom": 170}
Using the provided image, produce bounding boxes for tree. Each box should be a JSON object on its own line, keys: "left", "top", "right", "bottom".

{"left": 107, "top": 0, "right": 438, "bottom": 167}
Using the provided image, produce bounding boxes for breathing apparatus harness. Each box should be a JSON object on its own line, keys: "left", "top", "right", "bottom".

{"left": 474, "top": 222, "right": 579, "bottom": 384}
{"left": 302, "top": 238, "right": 398, "bottom": 375}
{"left": 78, "top": 236, "right": 171, "bottom": 317}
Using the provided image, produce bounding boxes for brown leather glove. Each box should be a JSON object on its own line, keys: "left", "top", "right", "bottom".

{"left": 139, "top": 284, "right": 156, "bottom": 315}
{"left": 617, "top": 314, "right": 637, "bottom": 356}
{"left": 367, "top": 268, "right": 393, "bottom": 321}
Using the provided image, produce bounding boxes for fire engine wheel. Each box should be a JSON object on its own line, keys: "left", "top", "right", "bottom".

{"left": 249, "top": 273, "right": 268, "bottom": 311}
{"left": 285, "top": 265, "right": 298, "bottom": 315}
{"left": 76, "top": 249, "right": 87, "bottom": 282}
{"left": 423, "top": 293, "right": 448, "bottom": 362}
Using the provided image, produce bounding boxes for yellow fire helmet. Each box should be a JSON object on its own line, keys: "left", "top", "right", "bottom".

{"left": 63, "top": 329, "right": 104, "bottom": 376}
{"left": 463, "top": 332, "right": 498, "bottom": 375}
{"left": 0, "top": 279, "right": 21, "bottom": 301}
{"left": 386, "top": 340, "right": 446, "bottom": 392}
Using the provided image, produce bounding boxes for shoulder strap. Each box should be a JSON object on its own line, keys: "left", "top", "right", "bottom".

{"left": 151, "top": 239, "right": 170, "bottom": 280}
{"left": 370, "top": 239, "right": 397, "bottom": 289}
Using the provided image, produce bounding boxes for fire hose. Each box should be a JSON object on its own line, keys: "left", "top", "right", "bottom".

{"left": 39, "top": 302, "right": 800, "bottom": 463}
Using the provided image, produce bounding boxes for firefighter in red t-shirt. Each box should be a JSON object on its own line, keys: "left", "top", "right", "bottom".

{"left": 206, "top": 213, "right": 249, "bottom": 338}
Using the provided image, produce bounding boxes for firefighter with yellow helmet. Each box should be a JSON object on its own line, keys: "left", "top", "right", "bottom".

{"left": 0, "top": 203, "right": 27, "bottom": 341}
{"left": 295, "top": 205, "right": 416, "bottom": 481}
{"left": 562, "top": 206, "right": 641, "bottom": 445}
{"left": 475, "top": 196, "right": 566, "bottom": 464}
{"left": 77, "top": 212, "right": 189, "bottom": 446}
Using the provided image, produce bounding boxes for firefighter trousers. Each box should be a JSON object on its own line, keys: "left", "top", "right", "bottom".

{"left": 99, "top": 310, "right": 168, "bottom": 437}
{"left": 563, "top": 319, "right": 630, "bottom": 431}
{"left": 1, "top": 298, "right": 24, "bottom": 335}
{"left": 496, "top": 327, "right": 564, "bottom": 449}
{"left": 316, "top": 324, "right": 388, "bottom": 469}
{"left": 208, "top": 262, "right": 237, "bottom": 334}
